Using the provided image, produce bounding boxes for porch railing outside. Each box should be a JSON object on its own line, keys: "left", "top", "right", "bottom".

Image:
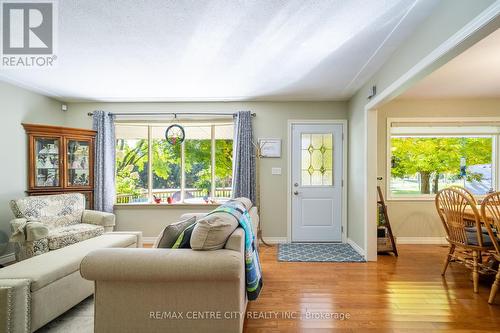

{"left": 116, "top": 187, "right": 232, "bottom": 204}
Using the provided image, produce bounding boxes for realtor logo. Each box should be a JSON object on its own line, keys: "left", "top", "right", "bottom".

{"left": 1, "top": 1, "right": 57, "bottom": 67}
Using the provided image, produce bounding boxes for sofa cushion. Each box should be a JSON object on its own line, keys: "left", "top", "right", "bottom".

{"left": 190, "top": 212, "right": 239, "bottom": 251}
{"left": 47, "top": 223, "right": 105, "bottom": 250}
{"left": 0, "top": 233, "right": 138, "bottom": 292}
{"left": 154, "top": 216, "right": 197, "bottom": 248}
{"left": 10, "top": 193, "right": 85, "bottom": 229}
{"left": 465, "top": 230, "right": 498, "bottom": 247}
{"left": 172, "top": 223, "right": 197, "bottom": 249}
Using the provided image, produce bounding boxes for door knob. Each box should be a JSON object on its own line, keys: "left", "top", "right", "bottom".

{"left": 294, "top": 183, "right": 299, "bottom": 187}
{"left": 293, "top": 191, "right": 299, "bottom": 195}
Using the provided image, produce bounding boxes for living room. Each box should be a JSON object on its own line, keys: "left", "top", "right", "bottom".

{"left": 1, "top": 1, "right": 500, "bottom": 332}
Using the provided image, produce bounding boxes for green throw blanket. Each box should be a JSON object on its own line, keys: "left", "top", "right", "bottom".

{"left": 208, "top": 200, "right": 263, "bottom": 300}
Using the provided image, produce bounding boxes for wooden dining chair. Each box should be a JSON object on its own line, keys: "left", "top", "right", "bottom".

{"left": 480, "top": 192, "right": 500, "bottom": 304}
{"left": 436, "top": 188, "right": 493, "bottom": 293}
{"left": 448, "top": 186, "right": 478, "bottom": 230}
{"left": 448, "top": 186, "right": 477, "bottom": 205}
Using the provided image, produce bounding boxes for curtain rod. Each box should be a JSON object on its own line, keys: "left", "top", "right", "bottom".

{"left": 86, "top": 111, "right": 256, "bottom": 117}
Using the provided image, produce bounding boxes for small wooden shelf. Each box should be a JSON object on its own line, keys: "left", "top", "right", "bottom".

{"left": 377, "top": 186, "right": 398, "bottom": 256}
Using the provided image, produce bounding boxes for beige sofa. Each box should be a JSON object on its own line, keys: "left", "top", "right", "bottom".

{"left": 0, "top": 232, "right": 142, "bottom": 332}
{"left": 81, "top": 207, "right": 259, "bottom": 333}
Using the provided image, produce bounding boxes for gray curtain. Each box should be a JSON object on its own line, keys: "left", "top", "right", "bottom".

{"left": 232, "top": 111, "right": 256, "bottom": 204}
{"left": 92, "top": 110, "right": 116, "bottom": 212}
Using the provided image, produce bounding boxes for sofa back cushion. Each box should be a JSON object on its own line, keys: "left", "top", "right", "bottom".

{"left": 190, "top": 212, "right": 239, "bottom": 251}
{"left": 10, "top": 193, "right": 85, "bottom": 229}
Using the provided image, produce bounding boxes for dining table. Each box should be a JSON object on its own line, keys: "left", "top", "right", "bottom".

{"left": 463, "top": 204, "right": 493, "bottom": 225}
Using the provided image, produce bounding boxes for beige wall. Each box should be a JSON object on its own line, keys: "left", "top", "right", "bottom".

{"left": 0, "top": 81, "right": 64, "bottom": 258}
{"left": 64, "top": 101, "right": 347, "bottom": 239}
{"left": 377, "top": 98, "right": 500, "bottom": 238}
{"left": 348, "top": 0, "right": 496, "bottom": 255}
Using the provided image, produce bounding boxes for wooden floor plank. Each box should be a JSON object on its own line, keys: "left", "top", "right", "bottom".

{"left": 243, "top": 245, "right": 500, "bottom": 332}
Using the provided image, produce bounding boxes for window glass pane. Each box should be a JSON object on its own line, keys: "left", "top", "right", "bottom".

{"left": 151, "top": 126, "right": 182, "bottom": 203}
{"left": 115, "top": 123, "right": 235, "bottom": 205}
{"left": 390, "top": 136, "right": 493, "bottom": 196}
{"left": 35, "top": 138, "right": 60, "bottom": 187}
{"left": 215, "top": 125, "right": 234, "bottom": 201}
{"left": 67, "top": 140, "right": 90, "bottom": 186}
{"left": 115, "top": 125, "right": 149, "bottom": 203}
{"left": 300, "top": 133, "right": 333, "bottom": 186}
{"left": 184, "top": 126, "right": 212, "bottom": 203}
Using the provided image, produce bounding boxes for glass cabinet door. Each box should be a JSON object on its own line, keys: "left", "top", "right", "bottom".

{"left": 34, "top": 137, "right": 61, "bottom": 188}
{"left": 66, "top": 139, "right": 92, "bottom": 187}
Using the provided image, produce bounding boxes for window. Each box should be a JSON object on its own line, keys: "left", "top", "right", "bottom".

{"left": 388, "top": 119, "right": 498, "bottom": 199}
{"left": 115, "top": 122, "right": 233, "bottom": 204}
{"left": 301, "top": 133, "right": 333, "bottom": 186}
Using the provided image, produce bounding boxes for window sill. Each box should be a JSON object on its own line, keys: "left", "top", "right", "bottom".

{"left": 387, "top": 195, "right": 487, "bottom": 202}
{"left": 114, "top": 203, "right": 222, "bottom": 208}
{"left": 386, "top": 197, "right": 436, "bottom": 202}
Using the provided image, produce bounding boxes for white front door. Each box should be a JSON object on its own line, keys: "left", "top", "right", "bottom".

{"left": 291, "top": 123, "right": 343, "bottom": 242}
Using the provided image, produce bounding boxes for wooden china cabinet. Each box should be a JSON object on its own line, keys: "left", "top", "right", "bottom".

{"left": 23, "top": 124, "right": 96, "bottom": 209}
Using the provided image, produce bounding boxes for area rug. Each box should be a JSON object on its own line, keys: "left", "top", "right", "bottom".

{"left": 278, "top": 243, "right": 365, "bottom": 262}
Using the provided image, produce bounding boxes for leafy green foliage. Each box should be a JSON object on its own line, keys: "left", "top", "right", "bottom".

{"left": 116, "top": 139, "right": 148, "bottom": 196}
{"left": 391, "top": 137, "right": 492, "bottom": 194}
{"left": 115, "top": 136, "right": 233, "bottom": 197}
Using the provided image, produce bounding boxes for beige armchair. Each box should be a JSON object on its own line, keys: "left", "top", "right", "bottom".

{"left": 10, "top": 193, "right": 115, "bottom": 261}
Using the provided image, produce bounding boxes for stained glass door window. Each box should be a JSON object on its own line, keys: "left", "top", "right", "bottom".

{"left": 301, "top": 133, "right": 333, "bottom": 186}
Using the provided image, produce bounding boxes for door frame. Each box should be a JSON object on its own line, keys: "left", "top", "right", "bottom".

{"left": 287, "top": 119, "right": 348, "bottom": 243}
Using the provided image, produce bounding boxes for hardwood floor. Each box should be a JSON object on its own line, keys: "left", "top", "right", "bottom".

{"left": 244, "top": 244, "right": 500, "bottom": 332}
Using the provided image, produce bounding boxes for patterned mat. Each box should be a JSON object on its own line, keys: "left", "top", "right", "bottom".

{"left": 278, "top": 243, "right": 365, "bottom": 262}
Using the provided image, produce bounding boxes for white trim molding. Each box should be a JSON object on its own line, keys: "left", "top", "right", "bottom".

{"left": 286, "top": 119, "right": 348, "bottom": 244}
{"left": 396, "top": 237, "right": 447, "bottom": 245}
{"left": 142, "top": 237, "right": 157, "bottom": 245}
{"left": 261, "top": 237, "right": 288, "bottom": 244}
{"left": 347, "top": 238, "right": 366, "bottom": 257}
{"left": 144, "top": 236, "right": 289, "bottom": 246}
{"left": 0, "top": 253, "right": 16, "bottom": 265}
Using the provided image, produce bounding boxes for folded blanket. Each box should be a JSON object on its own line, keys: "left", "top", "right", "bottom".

{"left": 209, "top": 199, "right": 263, "bottom": 300}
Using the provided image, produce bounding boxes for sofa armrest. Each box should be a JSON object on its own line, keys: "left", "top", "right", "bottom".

{"left": 9, "top": 218, "right": 49, "bottom": 243}
{"left": 82, "top": 210, "right": 115, "bottom": 230}
{"left": 80, "top": 248, "right": 243, "bottom": 282}
{"left": 0, "top": 279, "right": 31, "bottom": 333}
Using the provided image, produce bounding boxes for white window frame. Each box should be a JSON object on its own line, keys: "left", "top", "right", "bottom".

{"left": 115, "top": 122, "right": 234, "bottom": 204}
{"left": 386, "top": 117, "right": 500, "bottom": 201}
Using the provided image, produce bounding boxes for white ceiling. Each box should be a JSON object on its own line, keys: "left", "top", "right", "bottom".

{"left": 0, "top": 0, "right": 439, "bottom": 102}
{"left": 402, "top": 28, "right": 500, "bottom": 99}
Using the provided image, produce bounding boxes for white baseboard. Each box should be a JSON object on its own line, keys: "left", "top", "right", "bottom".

{"left": 261, "top": 237, "right": 287, "bottom": 244}
{"left": 396, "top": 237, "right": 447, "bottom": 245}
{"left": 347, "top": 238, "right": 366, "bottom": 257}
{"left": 144, "top": 236, "right": 290, "bottom": 246}
{"left": 0, "top": 253, "right": 16, "bottom": 265}
{"left": 142, "top": 237, "right": 157, "bottom": 245}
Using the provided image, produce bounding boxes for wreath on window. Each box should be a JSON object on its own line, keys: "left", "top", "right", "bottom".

{"left": 165, "top": 124, "right": 185, "bottom": 145}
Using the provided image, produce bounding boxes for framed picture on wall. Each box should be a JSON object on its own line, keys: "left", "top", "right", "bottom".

{"left": 258, "top": 138, "right": 281, "bottom": 158}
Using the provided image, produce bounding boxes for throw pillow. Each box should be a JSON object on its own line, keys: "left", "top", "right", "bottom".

{"left": 190, "top": 212, "right": 239, "bottom": 250}
{"left": 171, "top": 223, "right": 197, "bottom": 249}
{"left": 154, "top": 216, "right": 197, "bottom": 248}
